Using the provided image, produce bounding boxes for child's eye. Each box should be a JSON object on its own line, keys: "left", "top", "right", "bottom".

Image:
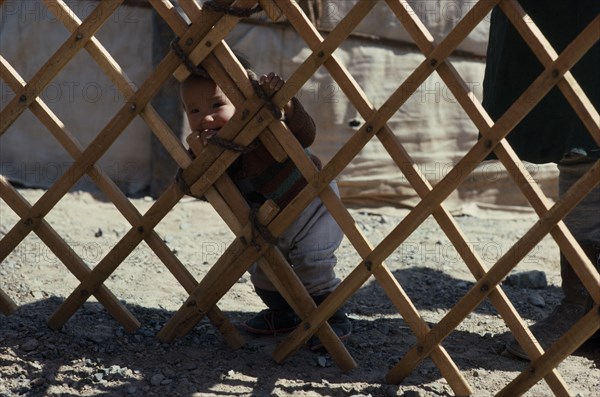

{"left": 212, "top": 102, "right": 223, "bottom": 109}
{"left": 189, "top": 108, "right": 199, "bottom": 114}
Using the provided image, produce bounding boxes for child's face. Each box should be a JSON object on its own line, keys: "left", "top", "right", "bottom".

{"left": 181, "top": 78, "right": 236, "bottom": 140}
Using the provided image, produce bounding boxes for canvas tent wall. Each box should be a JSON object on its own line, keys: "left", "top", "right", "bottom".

{"left": 1, "top": 0, "right": 155, "bottom": 195}
{"left": 0, "top": 0, "right": 558, "bottom": 209}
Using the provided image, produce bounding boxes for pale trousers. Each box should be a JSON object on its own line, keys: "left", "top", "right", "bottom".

{"left": 558, "top": 156, "right": 600, "bottom": 247}
{"left": 249, "top": 181, "right": 344, "bottom": 296}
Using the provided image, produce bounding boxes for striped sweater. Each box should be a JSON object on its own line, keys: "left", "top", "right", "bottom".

{"left": 227, "top": 97, "right": 322, "bottom": 209}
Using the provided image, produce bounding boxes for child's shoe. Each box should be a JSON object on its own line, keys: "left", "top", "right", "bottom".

{"left": 240, "top": 309, "right": 301, "bottom": 335}
{"left": 307, "top": 293, "right": 352, "bottom": 352}
{"left": 240, "top": 288, "right": 301, "bottom": 335}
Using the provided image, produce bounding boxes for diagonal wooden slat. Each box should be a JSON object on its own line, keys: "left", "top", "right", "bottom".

{"left": 1, "top": 2, "right": 597, "bottom": 394}
{"left": 151, "top": 0, "right": 287, "bottom": 162}
{"left": 41, "top": 0, "right": 190, "bottom": 168}
{"left": 150, "top": 42, "right": 355, "bottom": 366}
{"left": 155, "top": 4, "right": 596, "bottom": 390}
{"left": 0, "top": 54, "right": 241, "bottom": 347}
{"left": 177, "top": 0, "right": 380, "bottom": 204}
{"left": 175, "top": 130, "right": 356, "bottom": 371}
{"left": 381, "top": 0, "right": 584, "bottom": 393}
{"left": 0, "top": 0, "right": 124, "bottom": 135}
{"left": 266, "top": 0, "right": 499, "bottom": 240}
{"left": 263, "top": 1, "right": 474, "bottom": 394}
{"left": 270, "top": 0, "right": 596, "bottom": 390}
{"left": 0, "top": 0, "right": 237, "bottom": 271}
{"left": 376, "top": 9, "right": 599, "bottom": 343}
{"left": 384, "top": 14, "right": 600, "bottom": 383}
{"left": 0, "top": 176, "right": 140, "bottom": 331}
{"left": 21, "top": 0, "right": 243, "bottom": 347}
{"left": 4, "top": 78, "right": 240, "bottom": 349}
{"left": 500, "top": 0, "right": 600, "bottom": 147}
{"left": 40, "top": 1, "right": 261, "bottom": 326}
{"left": 322, "top": 0, "right": 571, "bottom": 392}
{"left": 497, "top": 305, "right": 600, "bottom": 396}
{"left": 0, "top": 287, "right": 18, "bottom": 316}
{"left": 407, "top": 10, "right": 600, "bottom": 387}
{"left": 156, "top": 203, "right": 278, "bottom": 340}
{"left": 271, "top": 0, "right": 497, "bottom": 354}
{"left": 148, "top": 0, "right": 380, "bottom": 374}
{"left": 420, "top": 6, "right": 600, "bottom": 306}
{"left": 154, "top": 0, "right": 377, "bottom": 348}
{"left": 386, "top": 160, "right": 600, "bottom": 383}
{"left": 270, "top": 3, "right": 568, "bottom": 392}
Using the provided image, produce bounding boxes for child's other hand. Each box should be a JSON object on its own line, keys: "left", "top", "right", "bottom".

{"left": 259, "top": 72, "right": 295, "bottom": 120}
{"left": 259, "top": 72, "right": 285, "bottom": 97}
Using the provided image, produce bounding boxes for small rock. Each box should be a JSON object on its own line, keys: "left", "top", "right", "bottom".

{"left": 88, "top": 335, "right": 107, "bottom": 344}
{"left": 150, "top": 373, "right": 165, "bottom": 386}
{"left": 500, "top": 348, "right": 515, "bottom": 358}
{"left": 94, "top": 228, "right": 103, "bottom": 237}
{"left": 163, "top": 368, "right": 176, "bottom": 378}
{"left": 31, "top": 378, "right": 46, "bottom": 387}
{"left": 403, "top": 390, "right": 424, "bottom": 397}
{"left": 504, "top": 270, "right": 547, "bottom": 289}
{"left": 182, "top": 362, "right": 198, "bottom": 371}
{"left": 455, "top": 281, "right": 468, "bottom": 289}
{"left": 29, "top": 361, "right": 43, "bottom": 371}
{"left": 528, "top": 292, "right": 546, "bottom": 307}
{"left": 317, "top": 356, "right": 328, "bottom": 368}
{"left": 137, "top": 327, "right": 155, "bottom": 337}
{"left": 92, "top": 373, "right": 104, "bottom": 382}
{"left": 20, "top": 338, "right": 39, "bottom": 352}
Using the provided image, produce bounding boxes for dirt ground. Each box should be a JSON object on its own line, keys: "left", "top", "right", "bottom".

{"left": 1, "top": 187, "right": 598, "bottom": 397}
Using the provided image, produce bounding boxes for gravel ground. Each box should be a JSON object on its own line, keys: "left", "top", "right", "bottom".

{"left": 1, "top": 188, "right": 598, "bottom": 396}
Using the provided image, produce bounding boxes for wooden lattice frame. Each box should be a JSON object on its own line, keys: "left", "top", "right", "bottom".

{"left": 1, "top": 0, "right": 599, "bottom": 395}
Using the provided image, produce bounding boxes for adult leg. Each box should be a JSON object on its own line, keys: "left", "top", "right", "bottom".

{"left": 506, "top": 157, "right": 600, "bottom": 359}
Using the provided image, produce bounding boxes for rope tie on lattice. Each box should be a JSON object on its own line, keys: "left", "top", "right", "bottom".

{"left": 207, "top": 135, "right": 259, "bottom": 154}
{"left": 202, "top": 0, "right": 263, "bottom": 18}
{"left": 174, "top": 164, "right": 204, "bottom": 200}
{"left": 170, "top": 37, "right": 211, "bottom": 79}
{"left": 249, "top": 206, "right": 279, "bottom": 250}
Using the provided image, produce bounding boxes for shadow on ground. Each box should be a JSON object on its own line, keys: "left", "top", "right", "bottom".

{"left": 3, "top": 265, "right": 597, "bottom": 397}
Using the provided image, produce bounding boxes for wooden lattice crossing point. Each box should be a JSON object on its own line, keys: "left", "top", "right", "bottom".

{"left": 1, "top": 1, "right": 598, "bottom": 395}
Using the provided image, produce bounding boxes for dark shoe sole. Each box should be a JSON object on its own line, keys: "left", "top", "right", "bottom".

{"left": 239, "top": 321, "right": 298, "bottom": 336}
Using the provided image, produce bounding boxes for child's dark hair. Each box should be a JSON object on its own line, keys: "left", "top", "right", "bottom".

{"left": 184, "top": 50, "right": 252, "bottom": 83}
